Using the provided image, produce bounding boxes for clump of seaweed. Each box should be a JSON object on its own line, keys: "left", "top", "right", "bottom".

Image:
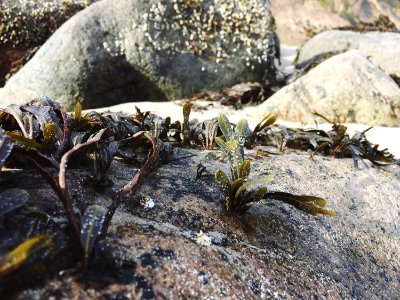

{"left": 254, "top": 112, "right": 400, "bottom": 168}
{"left": 0, "top": 97, "right": 163, "bottom": 284}
{"left": 336, "top": 15, "right": 399, "bottom": 33}
{"left": 214, "top": 113, "right": 336, "bottom": 216}
{"left": 1, "top": 97, "right": 397, "bottom": 295}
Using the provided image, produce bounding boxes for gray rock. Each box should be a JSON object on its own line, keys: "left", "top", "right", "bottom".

{"left": 0, "top": 0, "right": 96, "bottom": 47}
{"left": 258, "top": 50, "right": 400, "bottom": 126}
{"left": 296, "top": 30, "right": 400, "bottom": 77}
{"left": 0, "top": 0, "right": 277, "bottom": 110}
{"left": 11, "top": 146, "right": 400, "bottom": 299}
{"left": 0, "top": 1, "right": 96, "bottom": 86}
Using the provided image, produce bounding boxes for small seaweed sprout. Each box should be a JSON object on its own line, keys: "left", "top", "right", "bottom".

{"left": 214, "top": 113, "right": 273, "bottom": 213}
{"left": 214, "top": 113, "right": 336, "bottom": 216}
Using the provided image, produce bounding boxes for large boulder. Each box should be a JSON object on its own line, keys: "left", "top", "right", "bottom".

{"left": 296, "top": 30, "right": 400, "bottom": 77}
{"left": 255, "top": 50, "right": 400, "bottom": 126}
{"left": 0, "top": 0, "right": 277, "bottom": 110}
{"left": 0, "top": 0, "right": 97, "bottom": 87}
{"left": 8, "top": 147, "right": 400, "bottom": 299}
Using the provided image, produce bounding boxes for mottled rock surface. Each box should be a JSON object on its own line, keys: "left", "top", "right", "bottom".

{"left": 257, "top": 50, "right": 400, "bottom": 126}
{"left": 270, "top": 0, "right": 400, "bottom": 45}
{"left": 319, "top": 0, "right": 400, "bottom": 28}
{"left": 270, "top": 0, "right": 350, "bottom": 45}
{"left": 0, "top": 0, "right": 96, "bottom": 87}
{"left": 0, "top": 0, "right": 277, "bottom": 110}
{"left": 9, "top": 146, "right": 400, "bottom": 299}
{"left": 296, "top": 30, "right": 400, "bottom": 77}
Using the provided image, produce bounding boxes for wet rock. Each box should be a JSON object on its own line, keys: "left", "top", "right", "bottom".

{"left": 296, "top": 30, "right": 400, "bottom": 77}
{"left": 257, "top": 50, "right": 400, "bottom": 126}
{"left": 11, "top": 148, "right": 400, "bottom": 299}
{"left": 0, "top": 0, "right": 277, "bottom": 110}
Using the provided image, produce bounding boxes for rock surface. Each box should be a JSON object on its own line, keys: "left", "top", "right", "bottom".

{"left": 321, "top": 0, "right": 400, "bottom": 27}
{"left": 296, "top": 30, "right": 400, "bottom": 77}
{"left": 10, "top": 146, "right": 400, "bottom": 299}
{"left": 270, "top": 0, "right": 400, "bottom": 45}
{"left": 256, "top": 50, "right": 400, "bottom": 126}
{"left": 0, "top": 0, "right": 96, "bottom": 87}
{"left": 0, "top": 0, "right": 277, "bottom": 110}
{"left": 270, "top": 0, "right": 350, "bottom": 45}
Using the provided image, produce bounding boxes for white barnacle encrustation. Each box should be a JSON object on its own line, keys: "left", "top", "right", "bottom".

{"left": 196, "top": 230, "right": 212, "bottom": 247}
{"left": 142, "top": 0, "right": 273, "bottom": 67}
{"left": 141, "top": 195, "right": 155, "bottom": 209}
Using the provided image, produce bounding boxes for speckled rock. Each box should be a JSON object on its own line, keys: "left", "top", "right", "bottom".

{"left": 0, "top": 0, "right": 277, "bottom": 110}
{"left": 269, "top": 0, "right": 400, "bottom": 46}
{"left": 0, "top": 0, "right": 96, "bottom": 87}
{"left": 0, "top": 0, "right": 95, "bottom": 47}
{"left": 296, "top": 30, "right": 400, "bottom": 77}
{"left": 8, "top": 146, "right": 400, "bottom": 299}
{"left": 257, "top": 50, "right": 400, "bottom": 126}
{"left": 318, "top": 0, "right": 400, "bottom": 28}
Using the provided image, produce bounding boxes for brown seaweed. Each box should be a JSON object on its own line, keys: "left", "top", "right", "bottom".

{"left": 214, "top": 113, "right": 335, "bottom": 216}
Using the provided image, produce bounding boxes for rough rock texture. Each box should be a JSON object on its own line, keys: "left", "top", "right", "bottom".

{"left": 270, "top": 0, "right": 400, "bottom": 45}
{"left": 0, "top": 0, "right": 277, "bottom": 110}
{"left": 296, "top": 30, "right": 400, "bottom": 77}
{"left": 257, "top": 50, "right": 400, "bottom": 126}
{"left": 319, "top": 0, "right": 400, "bottom": 27}
{"left": 9, "top": 147, "right": 400, "bottom": 299}
{"left": 0, "top": 0, "right": 96, "bottom": 87}
{"left": 270, "top": 0, "right": 350, "bottom": 45}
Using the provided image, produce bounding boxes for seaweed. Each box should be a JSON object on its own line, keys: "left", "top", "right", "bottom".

{"left": 191, "top": 118, "right": 219, "bottom": 150}
{"left": 80, "top": 205, "right": 107, "bottom": 271}
{"left": 214, "top": 113, "right": 335, "bottom": 215}
{"left": 0, "top": 99, "right": 164, "bottom": 276}
{"left": 182, "top": 102, "right": 192, "bottom": 146}
{"left": 308, "top": 112, "right": 399, "bottom": 167}
{"left": 0, "top": 96, "right": 396, "bottom": 293}
{"left": 0, "top": 128, "right": 13, "bottom": 168}
{"left": 0, "top": 188, "right": 29, "bottom": 216}
{"left": 0, "top": 235, "right": 53, "bottom": 279}
{"left": 336, "top": 15, "right": 399, "bottom": 33}
{"left": 255, "top": 112, "right": 400, "bottom": 168}
{"left": 0, "top": 128, "right": 30, "bottom": 217}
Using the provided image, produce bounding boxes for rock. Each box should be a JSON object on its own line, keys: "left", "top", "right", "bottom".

{"left": 269, "top": 0, "right": 400, "bottom": 46}
{"left": 0, "top": 0, "right": 96, "bottom": 87}
{"left": 270, "top": 0, "right": 350, "bottom": 45}
{"left": 296, "top": 30, "right": 400, "bottom": 77}
{"left": 0, "top": 0, "right": 277, "bottom": 110}
{"left": 8, "top": 146, "right": 400, "bottom": 299}
{"left": 322, "top": 0, "right": 400, "bottom": 28}
{"left": 255, "top": 50, "right": 400, "bottom": 126}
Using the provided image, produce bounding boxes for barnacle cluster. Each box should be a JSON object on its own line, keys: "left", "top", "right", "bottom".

{"left": 0, "top": 0, "right": 95, "bottom": 47}
{"left": 142, "top": 0, "right": 275, "bottom": 69}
